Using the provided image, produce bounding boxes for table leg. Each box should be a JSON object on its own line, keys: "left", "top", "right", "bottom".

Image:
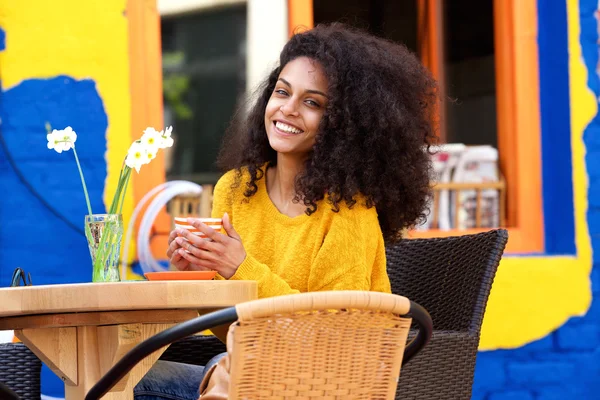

{"left": 19, "top": 323, "right": 174, "bottom": 400}
{"left": 101, "top": 323, "right": 173, "bottom": 400}
{"left": 63, "top": 325, "right": 101, "bottom": 399}
{"left": 15, "top": 327, "right": 78, "bottom": 385}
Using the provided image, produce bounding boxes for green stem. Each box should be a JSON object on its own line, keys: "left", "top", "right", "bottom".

{"left": 73, "top": 147, "right": 93, "bottom": 216}
{"left": 92, "top": 219, "right": 115, "bottom": 281}
{"left": 109, "top": 159, "right": 127, "bottom": 214}
{"left": 118, "top": 168, "right": 132, "bottom": 215}
{"left": 110, "top": 172, "right": 127, "bottom": 214}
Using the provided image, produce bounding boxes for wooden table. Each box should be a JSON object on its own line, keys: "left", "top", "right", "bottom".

{"left": 0, "top": 280, "right": 257, "bottom": 399}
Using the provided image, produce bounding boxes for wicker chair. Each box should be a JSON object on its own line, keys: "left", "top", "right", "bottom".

{"left": 86, "top": 291, "right": 432, "bottom": 400}
{"left": 0, "top": 343, "right": 42, "bottom": 400}
{"left": 160, "top": 229, "right": 508, "bottom": 399}
{"left": 0, "top": 230, "right": 506, "bottom": 398}
{"left": 389, "top": 229, "right": 508, "bottom": 399}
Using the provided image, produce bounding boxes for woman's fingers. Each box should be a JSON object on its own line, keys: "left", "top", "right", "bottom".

{"left": 176, "top": 237, "right": 221, "bottom": 263}
{"left": 178, "top": 249, "right": 218, "bottom": 271}
{"left": 170, "top": 250, "right": 190, "bottom": 271}
{"left": 169, "top": 228, "right": 224, "bottom": 259}
{"left": 166, "top": 230, "right": 181, "bottom": 258}
{"left": 168, "top": 229, "right": 178, "bottom": 245}
{"left": 187, "top": 219, "right": 228, "bottom": 244}
{"left": 222, "top": 213, "right": 241, "bottom": 241}
{"left": 180, "top": 236, "right": 226, "bottom": 255}
{"left": 167, "top": 234, "right": 185, "bottom": 258}
{"left": 176, "top": 229, "right": 202, "bottom": 246}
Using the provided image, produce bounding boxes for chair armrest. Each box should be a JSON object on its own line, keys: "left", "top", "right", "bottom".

{"left": 403, "top": 301, "right": 433, "bottom": 365}
{"left": 0, "top": 383, "right": 19, "bottom": 400}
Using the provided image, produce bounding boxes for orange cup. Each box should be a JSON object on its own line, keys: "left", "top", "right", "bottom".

{"left": 174, "top": 217, "right": 223, "bottom": 240}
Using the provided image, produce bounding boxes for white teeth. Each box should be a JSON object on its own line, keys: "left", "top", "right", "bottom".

{"left": 275, "top": 121, "right": 302, "bottom": 134}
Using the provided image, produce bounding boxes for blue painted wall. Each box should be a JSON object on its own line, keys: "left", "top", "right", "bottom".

{"left": 0, "top": 76, "right": 108, "bottom": 285}
{"left": 471, "top": 0, "right": 600, "bottom": 398}
{"left": 538, "top": 0, "right": 576, "bottom": 255}
{"left": 0, "top": 76, "right": 108, "bottom": 398}
{"left": 0, "top": 1, "right": 135, "bottom": 396}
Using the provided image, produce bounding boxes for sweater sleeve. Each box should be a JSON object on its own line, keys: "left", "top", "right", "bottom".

{"left": 211, "top": 170, "right": 235, "bottom": 219}
{"left": 210, "top": 170, "right": 239, "bottom": 282}
{"left": 229, "top": 205, "right": 389, "bottom": 298}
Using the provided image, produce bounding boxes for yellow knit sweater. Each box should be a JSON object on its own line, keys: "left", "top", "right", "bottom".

{"left": 211, "top": 168, "right": 391, "bottom": 298}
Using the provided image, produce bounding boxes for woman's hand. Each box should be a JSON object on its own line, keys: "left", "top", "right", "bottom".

{"left": 167, "top": 228, "right": 211, "bottom": 271}
{"left": 172, "top": 213, "right": 246, "bottom": 279}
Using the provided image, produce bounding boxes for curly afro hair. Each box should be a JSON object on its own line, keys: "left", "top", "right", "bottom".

{"left": 218, "top": 23, "right": 438, "bottom": 242}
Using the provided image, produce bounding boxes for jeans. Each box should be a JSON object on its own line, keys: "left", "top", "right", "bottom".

{"left": 134, "top": 353, "right": 227, "bottom": 400}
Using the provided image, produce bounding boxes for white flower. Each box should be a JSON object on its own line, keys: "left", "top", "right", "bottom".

{"left": 158, "top": 126, "right": 174, "bottom": 149}
{"left": 124, "top": 126, "right": 174, "bottom": 173}
{"left": 125, "top": 141, "right": 151, "bottom": 173}
{"left": 145, "top": 146, "right": 158, "bottom": 163}
{"left": 140, "top": 127, "right": 162, "bottom": 152}
{"left": 47, "top": 126, "right": 77, "bottom": 153}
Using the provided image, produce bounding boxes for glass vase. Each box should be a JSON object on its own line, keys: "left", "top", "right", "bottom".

{"left": 85, "top": 214, "right": 123, "bottom": 282}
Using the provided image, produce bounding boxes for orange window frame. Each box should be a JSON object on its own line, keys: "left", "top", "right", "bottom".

{"left": 129, "top": 0, "right": 171, "bottom": 258}
{"left": 288, "top": 0, "right": 544, "bottom": 254}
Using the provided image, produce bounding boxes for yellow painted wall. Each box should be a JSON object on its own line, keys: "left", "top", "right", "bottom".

{"left": 479, "top": 0, "right": 594, "bottom": 349}
{"left": 0, "top": 0, "right": 594, "bottom": 350}
{"left": 0, "top": 0, "right": 135, "bottom": 223}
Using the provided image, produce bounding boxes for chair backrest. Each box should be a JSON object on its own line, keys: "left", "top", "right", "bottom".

{"left": 167, "top": 185, "right": 214, "bottom": 219}
{"left": 386, "top": 229, "right": 508, "bottom": 332}
{"left": 228, "top": 291, "right": 425, "bottom": 400}
{"left": 0, "top": 343, "right": 41, "bottom": 400}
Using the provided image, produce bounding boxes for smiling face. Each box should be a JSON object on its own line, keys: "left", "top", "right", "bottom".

{"left": 264, "top": 57, "right": 329, "bottom": 158}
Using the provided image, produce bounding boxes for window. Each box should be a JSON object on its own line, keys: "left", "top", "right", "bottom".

{"left": 309, "top": 0, "right": 543, "bottom": 252}
{"left": 161, "top": 4, "right": 247, "bottom": 184}
{"left": 147, "top": 0, "right": 544, "bottom": 254}
{"left": 443, "top": 1, "right": 497, "bottom": 146}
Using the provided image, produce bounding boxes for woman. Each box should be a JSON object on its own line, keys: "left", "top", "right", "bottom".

{"left": 135, "top": 22, "right": 437, "bottom": 400}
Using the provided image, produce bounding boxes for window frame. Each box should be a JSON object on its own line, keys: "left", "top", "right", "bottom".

{"left": 129, "top": 0, "right": 172, "bottom": 257}
{"left": 289, "top": 0, "right": 545, "bottom": 254}
{"left": 145, "top": 0, "right": 546, "bottom": 255}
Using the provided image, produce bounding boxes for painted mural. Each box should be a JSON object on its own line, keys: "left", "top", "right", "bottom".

{"left": 0, "top": 0, "right": 599, "bottom": 398}
{"left": 0, "top": 0, "right": 134, "bottom": 396}
{"left": 472, "top": 0, "right": 600, "bottom": 398}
